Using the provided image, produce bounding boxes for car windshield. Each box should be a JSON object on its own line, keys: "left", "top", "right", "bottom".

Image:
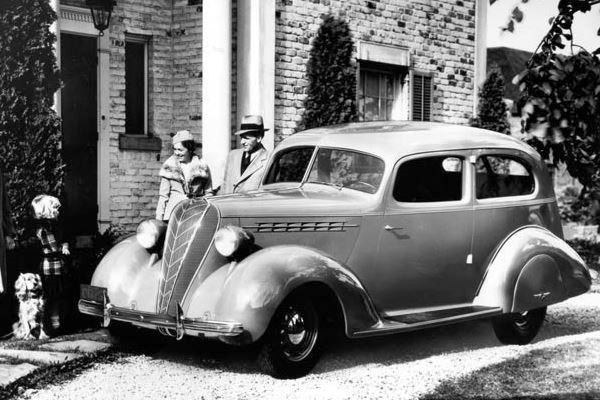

{"left": 306, "top": 148, "right": 385, "bottom": 194}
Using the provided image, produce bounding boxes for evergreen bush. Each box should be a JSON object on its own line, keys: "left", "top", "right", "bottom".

{"left": 301, "top": 14, "right": 357, "bottom": 130}
{"left": 0, "top": 0, "right": 64, "bottom": 237}
{"left": 471, "top": 68, "right": 511, "bottom": 134}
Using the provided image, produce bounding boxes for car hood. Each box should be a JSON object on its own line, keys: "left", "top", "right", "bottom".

{"left": 211, "top": 184, "right": 381, "bottom": 217}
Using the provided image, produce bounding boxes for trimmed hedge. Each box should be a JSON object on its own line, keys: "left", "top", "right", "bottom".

{"left": 0, "top": 0, "right": 64, "bottom": 237}
{"left": 471, "top": 68, "right": 510, "bottom": 134}
{"left": 301, "top": 14, "right": 357, "bottom": 130}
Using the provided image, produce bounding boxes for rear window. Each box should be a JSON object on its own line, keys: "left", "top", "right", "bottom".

{"left": 394, "top": 156, "right": 463, "bottom": 202}
{"left": 476, "top": 155, "right": 534, "bottom": 199}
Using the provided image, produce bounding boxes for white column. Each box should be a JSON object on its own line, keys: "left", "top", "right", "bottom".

{"left": 474, "top": 0, "right": 488, "bottom": 115}
{"left": 236, "top": 0, "right": 275, "bottom": 150}
{"left": 97, "top": 34, "right": 111, "bottom": 231}
{"left": 202, "top": 0, "right": 232, "bottom": 188}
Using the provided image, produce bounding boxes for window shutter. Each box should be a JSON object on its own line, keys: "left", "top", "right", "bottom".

{"left": 412, "top": 74, "right": 432, "bottom": 121}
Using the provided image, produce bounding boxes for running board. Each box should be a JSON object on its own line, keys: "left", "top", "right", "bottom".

{"left": 352, "top": 306, "right": 503, "bottom": 338}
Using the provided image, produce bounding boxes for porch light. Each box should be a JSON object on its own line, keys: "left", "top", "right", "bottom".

{"left": 86, "top": 0, "right": 115, "bottom": 36}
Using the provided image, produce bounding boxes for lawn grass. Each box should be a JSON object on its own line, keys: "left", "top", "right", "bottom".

{"left": 421, "top": 338, "right": 600, "bottom": 400}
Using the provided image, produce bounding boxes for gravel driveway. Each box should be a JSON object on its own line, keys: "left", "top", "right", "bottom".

{"left": 22, "top": 289, "right": 600, "bottom": 400}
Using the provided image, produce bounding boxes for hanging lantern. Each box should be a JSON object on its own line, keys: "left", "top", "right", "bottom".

{"left": 86, "top": 0, "right": 115, "bottom": 36}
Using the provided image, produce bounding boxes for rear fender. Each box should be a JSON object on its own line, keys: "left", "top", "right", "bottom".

{"left": 474, "top": 226, "right": 591, "bottom": 313}
{"left": 185, "top": 245, "right": 380, "bottom": 342}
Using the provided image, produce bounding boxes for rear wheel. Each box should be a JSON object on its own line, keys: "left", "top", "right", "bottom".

{"left": 257, "top": 294, "right": 322, "bottom": 379}
{"left": 492, "top": 307, "right": 547, "bottom": 345}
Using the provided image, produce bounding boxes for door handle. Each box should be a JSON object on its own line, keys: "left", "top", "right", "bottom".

{"left": 384, "top": 225, "right": 403, "bottom": 231}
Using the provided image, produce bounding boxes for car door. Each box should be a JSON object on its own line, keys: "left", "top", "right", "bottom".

{"left": 371, "top": 151, "right": 475, "bottom": 312}
{"left": 470, "top": 150, "right": 540, "bottom": 274}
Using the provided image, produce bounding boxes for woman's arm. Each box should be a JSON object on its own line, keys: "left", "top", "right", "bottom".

{"left": 155, "top": 177, "right": 171, "bottom": 220}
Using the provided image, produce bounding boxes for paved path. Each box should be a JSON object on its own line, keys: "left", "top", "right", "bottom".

{"left": 0, "top": 331, "right": 112, "bottom": 389}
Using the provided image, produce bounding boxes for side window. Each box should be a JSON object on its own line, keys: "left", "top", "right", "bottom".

{"left": 476, "top": 155, "right": 534, "bottom": 199}
{"left": 394, "top": 156, "right": 463, "bottom": 202}
{"left": 264, "top": 147, "right": 314, "bottom": 184}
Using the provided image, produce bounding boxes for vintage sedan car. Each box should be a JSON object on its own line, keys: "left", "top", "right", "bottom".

{"left": 79, "top": 121, "right": 591, "bottom": 378}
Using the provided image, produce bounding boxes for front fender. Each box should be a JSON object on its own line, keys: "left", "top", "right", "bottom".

{"left": 474, "top": 226, "right": 591, "bottom": 313}
{"left": 91, "top": 236, "right": 162, "bottom": 313}
{"left": 185, "top": 245, "right": 380, "bottom": 342}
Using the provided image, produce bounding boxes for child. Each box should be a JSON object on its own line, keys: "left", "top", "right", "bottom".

{"left": 31, "top": 195, "right": 70, "bottom": 335}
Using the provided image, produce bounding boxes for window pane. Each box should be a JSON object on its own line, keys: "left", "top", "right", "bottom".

{"left": 383, "top": 74, "right": 393, "bottom": 99}
{"left": 476, "top": 156, "right": 534, "bottom": 199}
{"left": 125, "top": 41, "right": 145, "bottom": 135}
{"left": 365, "top": 72, "right": 379, "bottom": 97}
{"left": 394, "top": 156, "right": 463, "bottom": 202}
{"left": 307, "top": 148, "right": 384, "bottom": 194}
{"left": 264, "top": 147, "right": 314, "bottom": 184}
{"left": 365, "top": 96, "right": 378, "bottom": 121}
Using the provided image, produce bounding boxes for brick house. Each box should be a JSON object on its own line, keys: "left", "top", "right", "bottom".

{"left": 52, "top": 0, "right": 487, "bottom": 237}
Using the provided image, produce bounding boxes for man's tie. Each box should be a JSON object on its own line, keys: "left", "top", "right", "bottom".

{"left": 240, "top": 152, "right": 251, "bottom": 175}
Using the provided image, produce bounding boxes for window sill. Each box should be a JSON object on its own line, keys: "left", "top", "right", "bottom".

{"left": 119, "top": 134, "right": 162, "bottom": 151}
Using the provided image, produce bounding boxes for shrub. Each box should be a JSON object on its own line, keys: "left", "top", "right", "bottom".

{"left": 301, "top": 14, "right": 357, "bottom": 130}
{"left": 471, "top": 68, "right": 511, "bottom": 134}
{"left": 0, "top": 0, "right": 64, "bottom": 237}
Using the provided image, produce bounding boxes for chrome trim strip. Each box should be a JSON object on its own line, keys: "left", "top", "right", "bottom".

{"left": 382, "top": 302, "right": 474, "bottom": 318}
{"left": 474, "top": 197, "right": 555, "bottom": 210}
{"left": 353, "top": 307, "right": 503, "bottom": 338}
{"left": 78, "top": 300, "right": 244, "bottom": 336}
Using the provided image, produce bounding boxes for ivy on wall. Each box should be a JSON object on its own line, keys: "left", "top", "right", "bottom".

{"left": 301, "top": 14, "right": 357, "bottom": 130}
{"left": 0, "top": 0, "right": 64, "bottom": 236}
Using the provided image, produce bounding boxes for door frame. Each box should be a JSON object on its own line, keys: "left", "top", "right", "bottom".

{"left": 57, "top": 5, "right": 110, "bottom": 232}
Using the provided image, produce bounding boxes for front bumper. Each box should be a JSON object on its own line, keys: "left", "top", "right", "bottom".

{"left": 78, "top": 284, "right": 244, "bottom": 339}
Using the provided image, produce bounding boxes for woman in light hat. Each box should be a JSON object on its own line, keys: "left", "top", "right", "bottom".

{"left": 155, "top": 130, "right": 213, "bottom": 221}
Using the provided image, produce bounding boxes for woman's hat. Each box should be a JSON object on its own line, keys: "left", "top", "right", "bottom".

{"left": 235, "top": 115, "right": 269, "bottom": 136}
{"left": 172, "top": 130, "right": 195, "bottom": 145}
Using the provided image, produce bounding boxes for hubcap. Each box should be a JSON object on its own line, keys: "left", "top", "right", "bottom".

{"left": 514, "top": 311, "right": 530, "bottom": 328}
{"left": 278, "top": 303, "right": 318, "bottom": 362}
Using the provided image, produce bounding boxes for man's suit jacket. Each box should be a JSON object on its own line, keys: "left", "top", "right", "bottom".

{"left": 221, "top": 146, "right": 269, "bottom": 194}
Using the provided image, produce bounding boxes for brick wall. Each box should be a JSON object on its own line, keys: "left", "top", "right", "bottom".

{"left": 274, "top": 0, "right": 477, "bottom": 142}
{"left": 105, "top": 1, "right": 238, "bottom": 230}
{"left": 108, "top": 0, "right": 176, "bottom": 229}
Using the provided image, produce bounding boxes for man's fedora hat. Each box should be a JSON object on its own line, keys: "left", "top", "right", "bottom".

{"left": 235, "top": 115, "right": 269, "bottom": 136}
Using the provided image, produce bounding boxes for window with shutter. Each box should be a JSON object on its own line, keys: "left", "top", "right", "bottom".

{"left": 358, "top": 63, "right": 408, "bottom": 121}
{"left": 412, "top": 74, "right": 432, "bottom": 121}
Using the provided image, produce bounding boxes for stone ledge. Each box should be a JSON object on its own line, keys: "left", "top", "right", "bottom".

{"left": 119, "top": 134, "right": 162, "bottom": 152}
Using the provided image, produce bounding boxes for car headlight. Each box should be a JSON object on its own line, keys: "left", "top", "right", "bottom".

{"left": 136, "top": 219, "right": 167, "bottom": 250}
{"left": 214, "top": 225, "right": 254, "bottom": 258}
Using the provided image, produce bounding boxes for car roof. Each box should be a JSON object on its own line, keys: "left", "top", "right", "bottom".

{"left": 277, "top": 121, "right": 540, "bottom": 162}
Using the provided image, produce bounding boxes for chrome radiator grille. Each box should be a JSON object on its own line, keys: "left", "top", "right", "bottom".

{"left": 158, "top": 199, "right": 219, "bottom": 315}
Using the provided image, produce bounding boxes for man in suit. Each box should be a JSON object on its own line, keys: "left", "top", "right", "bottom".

{"left": 221, "top": 115, "right": 270, "bottom": 194}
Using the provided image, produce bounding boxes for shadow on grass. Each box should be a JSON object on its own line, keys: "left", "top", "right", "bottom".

{"left": 420, "top": 338, "right": 600, "bottom": 400}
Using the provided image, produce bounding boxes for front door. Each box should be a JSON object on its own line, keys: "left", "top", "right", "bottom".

{"left": 372, "top": 153, "right": 474, "bottom": 312}
{"left": 60, "top": 33, "right": 98, "bottom": 240}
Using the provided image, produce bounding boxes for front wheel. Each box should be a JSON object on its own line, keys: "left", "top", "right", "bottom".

{"left": 492, "top": 307, "right": 547, "bottom": 345}
{"left": 257, "top": 294, "right": 322, "bottom": 379}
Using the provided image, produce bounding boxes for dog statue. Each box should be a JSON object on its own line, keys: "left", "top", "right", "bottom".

{"left": 13, "top": 273, "right": 49, "bottom": 340}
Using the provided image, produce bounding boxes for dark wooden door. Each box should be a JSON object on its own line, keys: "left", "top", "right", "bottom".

{"left": 60, "top": 34, "right": 98, "bottom": 240}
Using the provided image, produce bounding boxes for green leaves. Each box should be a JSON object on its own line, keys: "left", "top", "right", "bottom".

{"left": 518, "top": 51, "right": 600, "bottom": 191}
{"left": 0, "top": 0, "right": 63, "bottom": 236}
{"left": 301, "top": 15, "right": 357, "bottom": 130}
{"left": 471, "top": 69, "right": 511, "bottom": 134}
